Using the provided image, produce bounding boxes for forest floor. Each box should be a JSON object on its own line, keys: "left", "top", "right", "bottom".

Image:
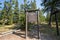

{"left": 0, "top": 23, "right": 60, "bottom": 40}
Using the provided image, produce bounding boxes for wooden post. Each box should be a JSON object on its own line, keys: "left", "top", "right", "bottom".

{"left": 26, "top": 12, "right": 28, "bottom": 40}
{"left": 55, "top": 13, "right": 59, "bottom": 36}
{"left": 37, "top": 11, "right": 40, "bottom": 40}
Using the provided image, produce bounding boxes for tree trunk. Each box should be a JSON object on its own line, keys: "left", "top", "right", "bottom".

{"left": 48, "top": 8, "right": 53, "bottom": 27}
{"left": 55, "top": 13, "right": 59, "bottom": 36}
{"left": 48, "top": 13, "right": 52, "bottom": 27}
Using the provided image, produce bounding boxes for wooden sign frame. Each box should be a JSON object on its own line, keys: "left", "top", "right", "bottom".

{"left": 25, "top": 9, "right": 40, "bottom": 40}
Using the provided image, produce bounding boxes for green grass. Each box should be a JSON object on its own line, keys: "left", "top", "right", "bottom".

{"left": 0, "top": 24, "right": 15, "bottom": 32}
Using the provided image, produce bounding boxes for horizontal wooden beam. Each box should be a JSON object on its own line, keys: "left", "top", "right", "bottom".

{"left": 25, "top": 9, "right": 39, "bottom": 12}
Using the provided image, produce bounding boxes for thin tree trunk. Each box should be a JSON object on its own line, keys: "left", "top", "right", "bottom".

{"left": 55, "top": 13, "right": 59, "bottom": 36}
{"left": 48, "top": 8, "right": 53, "bottom": 27}
{"left": 48, "top": 13, "right": 52, "bottom": 27}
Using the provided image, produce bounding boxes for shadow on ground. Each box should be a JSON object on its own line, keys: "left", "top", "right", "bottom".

{"left": 13, "top": 23, "right": 60, "bottom": 40}
{"left": 39, "top": 24, "right": 60, "bottom": 40}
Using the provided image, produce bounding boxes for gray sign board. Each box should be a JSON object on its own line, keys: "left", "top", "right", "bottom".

{"left": 27, "top": 12, "right": 37, "bottom": 23}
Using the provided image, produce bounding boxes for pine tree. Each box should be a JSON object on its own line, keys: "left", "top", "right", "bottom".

{"left": 14, "top": 0, "right": 19, "bottom": 23}
{"left": 2, "top": 0, "right": 14, "bottom": 25}
{"left": 8, "top": 0, "right": 13, "bottom": 24}
{"left": 31, "top": 0, "right": 36, "bottom": 9}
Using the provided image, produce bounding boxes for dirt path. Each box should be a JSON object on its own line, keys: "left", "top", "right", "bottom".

{"left": 0, "top": 24, "right": 59, "bottom": 40}
{"left": 0, "top": 34, "right": 25, "bottom": 40}
{"left": 0, "top": 32, "right": 57, "bottom": 40}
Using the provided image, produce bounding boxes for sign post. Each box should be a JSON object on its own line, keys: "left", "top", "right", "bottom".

{"left": 25, "top": 9, "right": 39, "bottom": 40}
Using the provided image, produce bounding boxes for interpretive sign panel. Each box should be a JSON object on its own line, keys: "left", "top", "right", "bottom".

{"left": 27, "top": 12, "right": 37, "bottom": 23}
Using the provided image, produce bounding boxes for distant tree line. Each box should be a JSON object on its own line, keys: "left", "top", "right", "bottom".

{"left": 0, "top": 0, "right": 45, "bottom": 30}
